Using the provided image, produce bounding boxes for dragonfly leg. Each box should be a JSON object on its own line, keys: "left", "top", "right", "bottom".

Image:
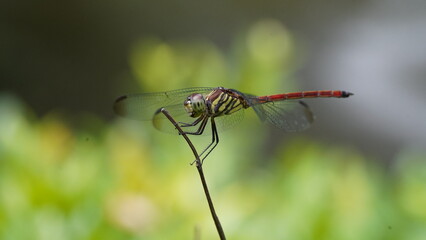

{"left": 199, "top": 118, "right": 219, "bottom": 163}
{"left": 178, "top": 115, "right": 203, "bottom": 128}
{"left": 198, "top": 125, "right": 215, "bottom": 157}
{"left": 182, "top": 116, "right": 209, "bottom": 135}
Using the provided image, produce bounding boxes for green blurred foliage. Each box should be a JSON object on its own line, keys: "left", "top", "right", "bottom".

{"left": 129, "top": 19, "right": 299, "bottom": 94}
{"left": 1, "top": 20, "right": 425, "bottom": 240}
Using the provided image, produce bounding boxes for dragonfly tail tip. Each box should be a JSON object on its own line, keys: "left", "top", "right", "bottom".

{"left": 342, "top": 91, "right": 354, "bottom": 98}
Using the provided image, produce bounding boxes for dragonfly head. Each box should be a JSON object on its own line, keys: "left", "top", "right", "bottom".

{"left": 184, "top": 93, "right": 206, "bottom": 117}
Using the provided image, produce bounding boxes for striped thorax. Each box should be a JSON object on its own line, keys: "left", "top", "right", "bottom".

{"left": 183, "top": 87, "right": 248, "bottom": 118}
{"left": 205, "top": 87, "right": 248, "bottom": 117}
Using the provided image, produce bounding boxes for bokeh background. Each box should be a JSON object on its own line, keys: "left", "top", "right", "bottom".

{"left": 1, "top": 0, "right": 426, "bottom": 239}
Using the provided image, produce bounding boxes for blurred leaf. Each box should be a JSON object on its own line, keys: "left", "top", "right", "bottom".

{"left": 130, "top": 38, "right": 227, "bottom": 91}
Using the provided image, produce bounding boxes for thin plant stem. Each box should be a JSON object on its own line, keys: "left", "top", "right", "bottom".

{"left": 160, "top": 108, "right": 226, "bottom": 240}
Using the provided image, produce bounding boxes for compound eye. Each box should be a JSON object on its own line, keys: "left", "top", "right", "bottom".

{"left": 192, "top": 93, "right": 204, "bottom": 102}
{"left": 191, "top": 94, "right": 205, "bottom": 108}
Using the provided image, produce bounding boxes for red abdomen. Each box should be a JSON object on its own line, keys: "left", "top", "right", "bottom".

{"left": 257, "top": 90, "right": 353, "bottom": 102}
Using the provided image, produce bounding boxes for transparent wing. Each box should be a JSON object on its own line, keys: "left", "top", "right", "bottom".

{"left": 113, "top": 87, "right": 215, "bottom": 121}
{"left": 152, "top": 103, "right": 200, "bottom": 134}
{"left": 215, "top": 109, "right": 244, "bottom": 132}
{"left": 151, "top": 103, "right": 245, "bottom": 135}
{"left": 250, "top": 99, "right": 314, "bottom": 132}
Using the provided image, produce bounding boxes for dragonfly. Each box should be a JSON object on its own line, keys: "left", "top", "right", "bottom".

{"left": 114, "top": 87, "right": 353, "bottom": 162}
